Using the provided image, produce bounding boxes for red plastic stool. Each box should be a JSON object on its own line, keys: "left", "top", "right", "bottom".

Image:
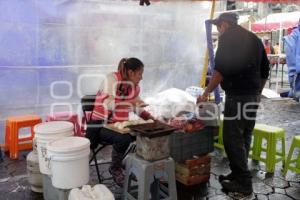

{"left": 5, "top": 115, "right": 42, "bottom": 159}
{"left": 45, "top": 112, "right": 81, "bottom": 137}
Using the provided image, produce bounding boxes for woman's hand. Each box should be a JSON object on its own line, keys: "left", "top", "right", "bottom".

{"left": 147, "top": 115, "right": 156, "bottom": 121}
{"left": 129, "top": 98, "right": 149, "bottom": 107}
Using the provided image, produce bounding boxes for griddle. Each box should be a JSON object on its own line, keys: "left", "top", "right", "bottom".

{"left": 128, "top": 121, "right": 177, "bottom": 138}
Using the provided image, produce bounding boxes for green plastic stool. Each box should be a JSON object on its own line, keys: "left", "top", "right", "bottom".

{"left": 283, "top": 135, "right": 300, "bottom": 176}
{"left": 250, "top": 123, "right": 286, "bottom": 173}
{"left": 214, "top": 117, "right": 224, "bottom": 150}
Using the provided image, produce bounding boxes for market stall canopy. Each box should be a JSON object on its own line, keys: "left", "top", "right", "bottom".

{"left": 242, "top": 0, "right": 300, "bottom": 2}
{"left": 251, "top": 11, "right": 300, "bottom": 33}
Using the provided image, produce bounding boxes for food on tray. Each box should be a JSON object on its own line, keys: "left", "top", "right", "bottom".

{"left": 169, "top": 112, "right": 205, "bottom": 133}
{"left": 113, "top": 119, "right": 154, "bottom": 130}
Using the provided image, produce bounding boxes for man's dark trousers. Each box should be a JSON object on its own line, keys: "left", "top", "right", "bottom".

{"left": 223, "top": 95, "right": 259, "bottom": 186}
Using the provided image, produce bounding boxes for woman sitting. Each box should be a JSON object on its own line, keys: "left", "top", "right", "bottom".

{"left": 86, "top": 57, "right": 154, "bottom": 186}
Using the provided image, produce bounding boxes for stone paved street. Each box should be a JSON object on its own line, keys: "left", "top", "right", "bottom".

{"left": 0, "top": 98, "right": 300, "bottom": 200}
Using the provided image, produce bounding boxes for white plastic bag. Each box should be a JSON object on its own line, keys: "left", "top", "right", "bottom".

{"left": 68, "top": 185, "right": 114, "bottom": 200}
{"left": 144, "top": 88, "right": 196, "bottom": 119}
{"left": 185, "top": 86, "right": 204, "bottom": 98}
{"left": 197, "top": 102, "right": 221, "bottom": 126}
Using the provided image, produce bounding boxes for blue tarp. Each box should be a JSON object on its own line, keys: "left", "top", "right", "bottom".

{"left": 0, "top": 1, "right": 211, "bottom": 144}
{"left": 284, "top": 21, "right": 300, "bottom": 100}
{"left": 205, "top": 20, "right": 221, "bottom": 104}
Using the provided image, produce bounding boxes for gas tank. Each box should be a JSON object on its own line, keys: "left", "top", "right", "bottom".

{"left": 27, "top": 138, "right": 43, "bottom": 193}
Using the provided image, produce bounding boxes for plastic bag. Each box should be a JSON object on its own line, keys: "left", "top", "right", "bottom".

{"left": 68, "top": 185, "right": 114, "bottom": 200}
{"left": 145, "top": 88, "right": 196, "bottom": 119}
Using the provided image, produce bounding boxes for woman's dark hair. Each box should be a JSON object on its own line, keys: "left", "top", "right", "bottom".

{"left": 118, "top": 57, "right": 144, "bottom": 79}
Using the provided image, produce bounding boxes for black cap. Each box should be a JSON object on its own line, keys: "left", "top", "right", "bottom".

{"left": 210, "top": 12, "right": 239, "bottom": 26}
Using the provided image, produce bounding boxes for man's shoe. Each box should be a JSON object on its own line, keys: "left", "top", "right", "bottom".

{"left": 221, "top": 180, "right": 253, "bottom": 195}
{"left": 218, "top": 173, "right": 234, "bottom": 183}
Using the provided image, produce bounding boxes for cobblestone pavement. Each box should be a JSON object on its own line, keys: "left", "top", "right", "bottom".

{"left": 0, "top": 98, "right": 300, "bottom": 200}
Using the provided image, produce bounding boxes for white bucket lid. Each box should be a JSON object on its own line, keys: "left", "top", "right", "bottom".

{"left": 47, "top": 137, "right": 90, "bottom": 153}
{"left": 34, "top": 121, "right": 74, "bottom": 135}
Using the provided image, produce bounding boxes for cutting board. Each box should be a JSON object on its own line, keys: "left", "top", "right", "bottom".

{"left": 103, "top": 124, "right": 131, "bottom": 134}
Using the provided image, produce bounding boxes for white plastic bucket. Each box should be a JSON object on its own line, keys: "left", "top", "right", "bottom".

{"left": 34, "top": 121, "right": 74, "bottom": 175}
{"left": 47, "top": 137, "right": 90, "bottom": 189}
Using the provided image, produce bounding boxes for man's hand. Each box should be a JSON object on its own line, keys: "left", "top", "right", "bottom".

{"left": 197, "top": 92, "right": 209, "bottom": 104}
{"left": 197, "top": 70, "right": 223, "bottom": 104}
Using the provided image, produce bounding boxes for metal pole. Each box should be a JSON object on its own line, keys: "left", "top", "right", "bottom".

{"left": 200, "top": 0, "right": 216, "bottom": 88}
{"left": 275, "top": 21, "right": 283, "bottom": 92}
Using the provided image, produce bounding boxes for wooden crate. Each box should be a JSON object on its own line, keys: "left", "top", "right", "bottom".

{"left": 175, "top": 154, "right": 211, "bottom": 186}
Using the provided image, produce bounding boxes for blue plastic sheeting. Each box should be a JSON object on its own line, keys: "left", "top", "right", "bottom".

{"left": 284, "top": 21, "right": 300, "bottom": 100}
{"left": 205, "top": 20, "right": 221, "bottom": 104}
{"left": 0, "top": 1, "right": 210, "bottom": 143}
{"left": 0, "top": 0, "right": 67, "bottom": 66}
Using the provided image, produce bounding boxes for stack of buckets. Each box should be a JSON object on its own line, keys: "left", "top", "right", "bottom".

{"left": 33, "top": 121, "right": 90, "bottom": 200}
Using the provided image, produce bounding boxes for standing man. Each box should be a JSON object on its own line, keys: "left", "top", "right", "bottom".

{"left": 273, "top": 42, "right": 281, "bottom": 55}
{"left": 264, "top": 39, "right": 275, "bottom": 54}
{"left": 198, "top": 13, "right": 269, "bottom": 195}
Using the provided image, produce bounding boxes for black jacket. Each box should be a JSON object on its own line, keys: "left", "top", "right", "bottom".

{"left": 215, "top": 25, "right": 270, "bottom": 95}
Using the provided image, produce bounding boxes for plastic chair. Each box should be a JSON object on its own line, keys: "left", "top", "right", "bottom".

{"left": 46, "top": 112, "right": 81, "bottom": 137}
{"left": 81, "top": 95, "right": 96, "bottom": 136}
{"left": 124, "top": 153, "right": 177, "bottom": 200}
{"left": 5, "top": 115, "right": 42, "bottom": 159}
{"left": 283, "top": 135, "right": 300, "bottom": 176}
{"left": 250, "top": 123, "right": 285, "bottom": 173}
{"left": 81, "top": 95, "right": 109, "bottom": 183}
{"left": 214, "top": 117, "right": 224, "bottom": 150}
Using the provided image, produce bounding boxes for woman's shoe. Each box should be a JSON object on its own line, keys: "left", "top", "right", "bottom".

{"left": 109, "top": 166, "right": 125, "bottom": 187}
